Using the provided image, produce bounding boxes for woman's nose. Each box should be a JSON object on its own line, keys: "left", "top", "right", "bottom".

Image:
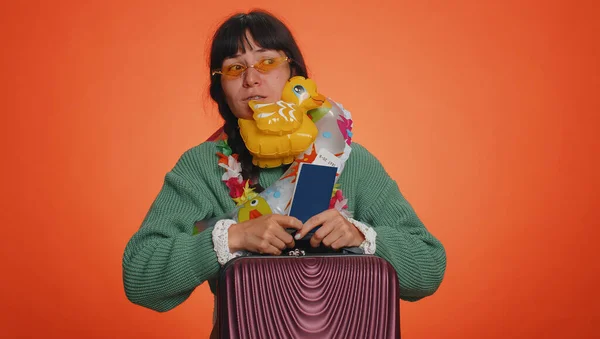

{"left": 243, "top": 67, "right": 261, "bottom": 87}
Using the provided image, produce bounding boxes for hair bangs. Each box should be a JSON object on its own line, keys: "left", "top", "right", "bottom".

{"left": 210, "top": 12, "right": 299, "bottom": 70}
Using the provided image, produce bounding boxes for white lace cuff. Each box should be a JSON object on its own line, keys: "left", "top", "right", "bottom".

{"left": 345, "top": 217, "right": 377, "bottom": 254}
{"left": 212, "top": 219, "right": 246, "bottom": 266}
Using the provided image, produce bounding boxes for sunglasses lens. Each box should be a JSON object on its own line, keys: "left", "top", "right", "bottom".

{"left": 222, "top": 64, "right": 246, "bottom": 77}
{"left": 218, "top": 57, "right": 288, "bottom": 77}
{"left": 255, "top": 57, "right": 285, "bottom": 72}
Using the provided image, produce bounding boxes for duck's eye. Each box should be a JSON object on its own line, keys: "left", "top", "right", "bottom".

{"left": 293, "top": 85, "right": 306, "bottom": 95}
{"left": 250, "top": 199, "right": 259, "bottom": 207}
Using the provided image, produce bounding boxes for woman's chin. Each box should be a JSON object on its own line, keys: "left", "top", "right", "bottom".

{"left": 233, "top": 107, "right": 254, "bottom": 120}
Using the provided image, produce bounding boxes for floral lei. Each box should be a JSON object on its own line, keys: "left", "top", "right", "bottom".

{"left": 215, "top": 139, "right": 348, "bottom": 212}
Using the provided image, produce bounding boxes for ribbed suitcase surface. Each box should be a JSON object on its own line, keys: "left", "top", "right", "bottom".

{"left": 217, "top": 255, "right": 400, "bottom": 338}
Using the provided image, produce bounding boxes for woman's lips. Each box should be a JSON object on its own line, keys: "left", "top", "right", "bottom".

{"left": 243, "top": 95, "right": 267, "bottom": 103}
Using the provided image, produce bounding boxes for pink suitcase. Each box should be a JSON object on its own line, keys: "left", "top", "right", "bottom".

{"left": 214, "top": 254, "right": 401, "bottom": 338}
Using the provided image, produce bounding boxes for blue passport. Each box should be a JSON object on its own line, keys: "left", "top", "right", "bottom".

{"left": 288, "top": 163, "right": 337, "bottom": 239}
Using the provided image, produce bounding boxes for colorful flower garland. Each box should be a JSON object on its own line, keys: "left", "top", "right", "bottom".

{"left": 215, "top": 139, "right": 348, "bottom": 212}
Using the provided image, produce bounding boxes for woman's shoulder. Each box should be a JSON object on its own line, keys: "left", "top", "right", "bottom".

{"left": 181, "top": 141, "right": 219, "bottom": 158}
{"left": 342, "top": 142, "right": 390, "bottom": 180}
{"left": 347, "top": 142, "right": 382, "bottom": 165}
{"left": 170, "top": 141, "right": 220, "bottom": 177}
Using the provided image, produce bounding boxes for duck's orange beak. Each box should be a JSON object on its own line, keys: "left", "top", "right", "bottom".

{"left": 249, "top": 209, "right": 262, "bottom": 220}
{"left": 311, "top": 93, "right": 326, "bottom": 106}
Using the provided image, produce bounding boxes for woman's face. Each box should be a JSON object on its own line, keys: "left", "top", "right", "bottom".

{"left": 220, "top": 34, "right": 291, "bottom": 120}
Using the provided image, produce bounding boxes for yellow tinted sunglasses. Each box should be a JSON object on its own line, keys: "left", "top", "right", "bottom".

{"left": 212, "top": 56, "right": 291, "bottom": 78}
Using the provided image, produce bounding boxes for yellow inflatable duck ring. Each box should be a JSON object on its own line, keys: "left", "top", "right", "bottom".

{"left": 238, "top": 76, "right": 327, "bottom": 168}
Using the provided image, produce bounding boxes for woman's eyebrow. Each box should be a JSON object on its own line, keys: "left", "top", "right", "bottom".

{"left": 224, "top": 54, "right": 242, "bottom": 62}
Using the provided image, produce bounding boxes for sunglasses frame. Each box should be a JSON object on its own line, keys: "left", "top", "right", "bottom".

{"left": 211, "top": 56, "right": 291, "bottom": 78}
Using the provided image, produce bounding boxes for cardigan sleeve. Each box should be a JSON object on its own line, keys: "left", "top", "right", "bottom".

{"left": 122, "top": 148, "right": 222, "bottom": 312}
{"left": 352, "top": 146, "right": 447, "bottom": 301}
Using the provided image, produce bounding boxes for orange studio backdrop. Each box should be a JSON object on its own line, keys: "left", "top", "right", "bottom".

{"left": 1, "top": 0, "right": 598, "bottom": 338}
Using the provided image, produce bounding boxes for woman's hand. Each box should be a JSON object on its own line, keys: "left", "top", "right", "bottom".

{"left": 294, "top": 210, "right": 365, "bottom": 249}
{"left": 228, "top": 214, "right": 303, "bottom": 255}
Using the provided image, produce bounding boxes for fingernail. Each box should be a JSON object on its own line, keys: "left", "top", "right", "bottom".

{"left": 294, "top": 233, "right": 302, "bottom": 240}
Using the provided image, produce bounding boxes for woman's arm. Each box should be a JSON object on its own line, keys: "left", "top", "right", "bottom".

{"left": 352, "top": 146, "right": 447, "bottom": 301}
{"left": 122, "top": 151, "right": 221, "bottom": 312}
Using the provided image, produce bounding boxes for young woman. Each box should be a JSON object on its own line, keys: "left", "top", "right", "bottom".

{"left": 123, "top": 10, "right": 446, "bottom": 316}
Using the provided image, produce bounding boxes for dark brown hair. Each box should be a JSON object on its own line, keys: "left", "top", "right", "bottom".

{"left": 209, "top": 10, "right": 308, "bottom": 185}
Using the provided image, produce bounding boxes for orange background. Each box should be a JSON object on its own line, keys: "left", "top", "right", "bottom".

{"left": 1, "top": 0, "right": 598, "bottom": 338}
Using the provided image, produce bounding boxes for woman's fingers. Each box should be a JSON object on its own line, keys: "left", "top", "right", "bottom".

{"left": 267, "top": 232, "right": 288, "bottom": 251}
{"left": 302, "top": 210, "right": 362, "bottom": 249}
{"left": 330, "top": 234, "right": 353, "bottom": 250}
{"left": 296, "top": 209, "right": 337, "bottom": 240}
{"left": 249, "top": 235, "right": 284, "bottom": 255}
{"left": 272, "top": 227, "right": 296, "bottom": 248}
{"left": 237, "top": 212, "right": 361, "bottom": 254}
{"left": 271, "top": 215, "right": 303, "bottom": 230}
{"left": 321, "top": 229, "right": 345, "bottom": 249}
{"left": 252, "top": 215, "right": 299, "bottom": 253}
{"left": 309, "top": 221, "right": 335, "bottom": 248}
{"left": 258, "top": 243, "right": 283, "bottom": 255}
